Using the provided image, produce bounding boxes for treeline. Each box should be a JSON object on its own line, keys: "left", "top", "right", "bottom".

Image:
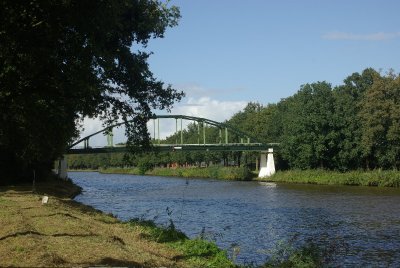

{"left": 69, "top": 68, "right": 400, "bottom": 172}
{"left": 228, "top": 68, "right": 400, "bottom": 171}
{"left": 159, "top": 68, "right": 400, "bottom": 171}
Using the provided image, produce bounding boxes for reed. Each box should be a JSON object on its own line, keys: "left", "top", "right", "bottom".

{"left": 259, "top": 169, "right": 400, "bottom": 187}
{"left": 100, "top": 166, "right": 254, "bottom": 181}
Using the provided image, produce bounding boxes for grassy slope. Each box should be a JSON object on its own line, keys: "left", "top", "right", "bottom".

{"left": 0, "top": 178, "right": 233, "bottom": 267}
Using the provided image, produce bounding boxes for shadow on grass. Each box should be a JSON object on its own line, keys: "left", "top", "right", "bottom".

{"left": 96, "top": 257, "right": 142, "bottom": 268}
{"left": 0, "top": 177, "right": 82, "bottom": 198}
{"left": 0, "top": 230, "right": 99, "bottom": 241}
{"left": 30, "top": 212, "right": 80, "bottom": 219}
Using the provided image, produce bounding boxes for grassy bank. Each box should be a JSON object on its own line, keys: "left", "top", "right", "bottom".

{"left": 0, "top": 177, "right": 233, "bottom": 267}
{"left": 258, "top": 169, "right": 400, "bottom": 187}
{"left": 100, "top": 166, "right": 254, "bottom": 181}
{"left": 78, "top": 167, "right": 400, "bottom": 187}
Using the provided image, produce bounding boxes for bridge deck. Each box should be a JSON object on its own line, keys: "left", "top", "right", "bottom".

{"left": 67, "top": 143, "right": 277, "bottom": 154}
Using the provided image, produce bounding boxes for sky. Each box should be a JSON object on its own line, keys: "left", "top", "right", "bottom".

{"left": 81, "top": 0, "right": 400, "bottom": 146}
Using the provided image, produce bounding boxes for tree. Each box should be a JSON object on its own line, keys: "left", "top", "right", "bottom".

{"left": 359, "top": 71, "right": 400, "bottom": 169}
{"left": 0, "top": 0, "right": 183, "bottom": 182}
{"left": 279, "top": 82, "right": 336, "bottom": 169}
{"left": 332, "top": 68, "right": 377, "bottom": 170}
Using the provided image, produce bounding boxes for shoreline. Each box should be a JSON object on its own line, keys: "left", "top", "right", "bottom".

{"left": 71, "top": 167, "right": 400, "bottom": 188}
{"left": 0, "top": 177, "right": 234, "bottom": 267}
{"left": 95, "top": 166, "right": 253, "bottom": 181}
{"left": 258, "top": 169, "right": 400, "bottom": 187}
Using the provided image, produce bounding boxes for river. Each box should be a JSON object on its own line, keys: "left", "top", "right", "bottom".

{"left": 70, "top": 171, "right": 400, "bottom": 266}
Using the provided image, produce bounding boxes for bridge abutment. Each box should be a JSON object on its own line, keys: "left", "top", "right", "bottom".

{"left": 258, "top": 148, "right": 275, "bottom": 178}
{"left": 57, "top": 156, "right": 68, "bottom": 180}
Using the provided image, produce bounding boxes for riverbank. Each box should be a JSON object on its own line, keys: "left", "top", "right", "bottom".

{"left": 96, "top": 167, "right": 400, "bottom": 187}
{"left": 258, "top": 169, "right": 400, "bottom": 187}
{"left": 0, "top": 177, "right": 234, "bottom": 267}
{"left": 98, "top": 166, "right": 254, "bottom": 180}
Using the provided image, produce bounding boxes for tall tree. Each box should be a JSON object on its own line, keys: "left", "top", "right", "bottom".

{"left": 279, "top": 82, "right": 336, "bottom": 169}
{"left": 332, "top": 68, "right": 377, "bottom": 170}
{"left": 359, "top": 71, "right": 400, "bottom": 169}
{"left": 0, "top": 0, "right": 183, "bottom": 182}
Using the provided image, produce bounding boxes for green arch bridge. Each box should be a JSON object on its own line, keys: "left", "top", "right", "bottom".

{"left": 67, "top": 114, "right": 279, "bottom": 154}
{"left": 60, "top": 115, "right": 277, "bottom": 179}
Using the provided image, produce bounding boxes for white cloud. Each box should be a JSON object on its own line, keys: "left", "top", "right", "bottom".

{"left": 151, "top": 97, "right": 247, "bottom": 139}
{"left": 322, "top": 31, "right": 400, "bottom": 41}
{"left": 172, "top": 97, "right": 246, "bottom": 122}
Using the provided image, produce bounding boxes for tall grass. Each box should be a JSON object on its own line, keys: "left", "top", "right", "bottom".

{"left": 128, "top": 218, "right": 234, "bottom": 268}
{"left": 262, "top": 169, "right": 400, "bottom": 187}
{"left": 100, "top": 166, "right": 254, "bottom": 181}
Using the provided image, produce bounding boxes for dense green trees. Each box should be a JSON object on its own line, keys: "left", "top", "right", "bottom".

{"left": 230, "top": 69, "right": 400, "bottom": 171}
{"left": 162, "top": 68, "right": 399, "bottom": 171}
{"left": 67, "top": 68, "right": 400, "bottom": 172}
{"left": 1, "top": 0, "right": 182, "bottom": 182}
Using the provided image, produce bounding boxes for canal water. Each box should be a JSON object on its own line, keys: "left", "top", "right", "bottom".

{"left": 70, "top": 172, "right": 400, "bottom": 266}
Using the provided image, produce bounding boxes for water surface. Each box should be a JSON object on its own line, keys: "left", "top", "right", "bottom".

{"left": 70, "top": 172, "right": 400, "bottom": 266}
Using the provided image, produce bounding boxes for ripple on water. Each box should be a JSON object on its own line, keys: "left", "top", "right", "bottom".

{"left": 71, "top": 172, "right": 400, "bottom": 266}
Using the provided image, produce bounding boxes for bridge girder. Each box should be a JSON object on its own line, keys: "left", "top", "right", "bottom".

{"left": 67, "top": 114, "right": 278, "bottom": 153}
{"left": 67, "top": 143, "right": 280, "bottom": 154}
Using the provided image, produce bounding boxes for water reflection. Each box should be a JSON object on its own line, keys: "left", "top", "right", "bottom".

{"left": 71, "top": 172, "right": 400, "bottom": 266}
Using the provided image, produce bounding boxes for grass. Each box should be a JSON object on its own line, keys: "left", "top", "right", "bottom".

{"left": 100, "top": 166, "right": 254, "bottom": 181}
{"left": 0, "top": 177, "right": 233, "bottom": 267}
{"left": 128, "top": 218, "right": 234, "bottom": 268}
{"left": 257, "top": 169, "right": 400, "bottom": 187}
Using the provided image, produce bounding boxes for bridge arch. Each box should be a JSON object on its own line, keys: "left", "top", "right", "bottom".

{"left": 68, "top": 114, "right": 267, "bottom": 150}
{"left": 63, "top": 115, "right": 278, "bottom": 179}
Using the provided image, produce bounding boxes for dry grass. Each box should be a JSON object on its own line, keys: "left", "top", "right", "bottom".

{"left": 0, "top": 179, "right": 189, "bottom": 267}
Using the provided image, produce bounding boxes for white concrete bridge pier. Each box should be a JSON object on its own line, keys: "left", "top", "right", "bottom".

{"left": 258, "top": 148, "right": 275, "bottom": 178}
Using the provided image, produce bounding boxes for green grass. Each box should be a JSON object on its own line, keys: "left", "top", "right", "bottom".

{"left": 128, "top": 218, "right": 234, "bottom": 268}
{"left": 258, "top": 169, "right": 400, "bottom": 187}
{"left": 99, "top": 167, "right": 140, "bottom": 175}
{"left": 100, "top": 166, "right": 254, "bottom": 181}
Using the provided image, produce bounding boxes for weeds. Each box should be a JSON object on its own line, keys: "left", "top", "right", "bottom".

{"left": 100, "top": 166, "right": 254, "bottom": 181}
{"left": 128, "top": 218, "right": 234, "bottom": 268}
{"left": 261, "top": 169, "right": 400, "bottom": 187}
{"left": 260, "top": 235, "right": 347, "bottom": 268}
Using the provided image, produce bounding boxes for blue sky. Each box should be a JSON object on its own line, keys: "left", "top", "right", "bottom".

{"left": 146, "top": 0, "right": 400, "bottom": 105}
{"left": 81, "top": 0, "right": 400, "bottom": 144}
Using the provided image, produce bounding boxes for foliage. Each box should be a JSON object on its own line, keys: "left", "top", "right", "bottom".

{"left": 68, "top": 67, "right": 400, "bottom": 176}
{"left": 332, "top": 68, "right": 377, "bottom": 170}
{"left": 359, "top": 70, "right": 400, "bottom": 169}
{"left": 0, "top": 0, "right": 183, "bottom": 182}
{"left": 279, "top": 82, "right": 337, "bottom": 169}
{"left": 262, "top": 169, "right": 400, "bottom": 187}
